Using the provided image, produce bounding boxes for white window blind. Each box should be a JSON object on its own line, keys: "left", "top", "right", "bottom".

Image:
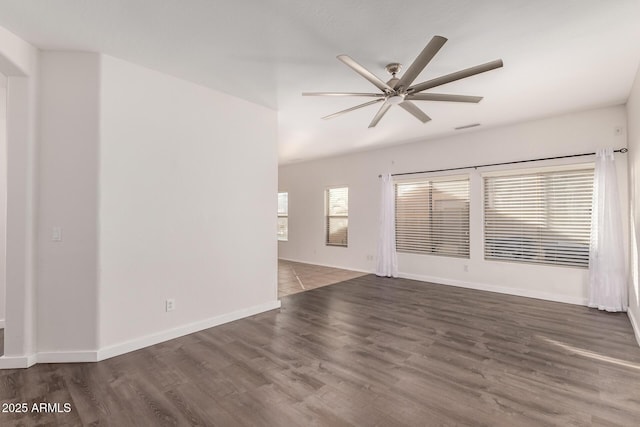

{"left": 326, "top": 187, "right": 348, "bottom": 246}
{"left": 484, "top": 167, "right": 594, "bottom": 267}
{"left": 395, "top": 177, "right": 470, "bottom": 258}
{"left": 277, "top": 192, "right": 288, "bottom": 241}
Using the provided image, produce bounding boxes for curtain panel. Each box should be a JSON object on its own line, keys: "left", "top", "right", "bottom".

{"left": 588, "top": 148, "right": 627, "bottom": 312}
{"left": 376, "top": 173, "right": 398, "bottom": 277}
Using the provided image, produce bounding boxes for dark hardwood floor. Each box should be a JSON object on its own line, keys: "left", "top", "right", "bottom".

{"left": 1, "top": 275, "right": 640, "bottom": 426}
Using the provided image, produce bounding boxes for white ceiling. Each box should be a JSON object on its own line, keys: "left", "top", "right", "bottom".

{"left": 0, "top": 0, "right": 639, "bottom": 164}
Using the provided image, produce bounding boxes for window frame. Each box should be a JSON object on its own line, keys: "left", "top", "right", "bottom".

{"left": 394, "top": 174, "right": 470, "bottom": 259}
{"left": 482, "top": 163, "right": 594, "bottom": 268}
{"left": 277, "top": 191, "right": 288, "bottom": 242}
{"left": 325, "top": 186, "right": 349, "bottom": 247}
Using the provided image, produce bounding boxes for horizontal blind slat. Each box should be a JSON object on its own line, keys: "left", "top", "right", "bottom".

{"left": 327, "top": 187, "right": 349, "bottom": 246}
{"left": 484, "top": 168, "right": 593, "bottom": 268}
{"left": 277, "top": 192, "right": 288, "bottom": 241}
{"left": 396, "top": 177, "right": 470, "bottom": 258}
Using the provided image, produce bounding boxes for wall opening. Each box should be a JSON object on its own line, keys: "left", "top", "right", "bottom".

{"left": 0, "top": 72, "right": 6, "bottom": 356}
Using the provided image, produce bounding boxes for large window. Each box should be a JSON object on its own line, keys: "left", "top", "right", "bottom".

{"left": 326, "top": 187, "right": 348, "bottom": 246}
{"left": 483, "top": 167, "right": 594, "bottom": 267}
{"left": 395, "top": 176, "right": 470, "bottom": 258}
{"left": 277, "top": 192, "right": 288, "bottom": 241}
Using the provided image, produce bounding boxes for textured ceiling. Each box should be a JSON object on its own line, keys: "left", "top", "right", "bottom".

{"left": 0, "top": 0, "right": 639, "bottom": 163}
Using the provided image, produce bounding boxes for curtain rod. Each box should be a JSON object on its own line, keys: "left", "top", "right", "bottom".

{"left": 379, "top": 148, "right": 628, "bottom": 178}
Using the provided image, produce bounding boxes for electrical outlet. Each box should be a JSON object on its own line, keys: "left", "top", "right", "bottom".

{"left": 366, "top": 254, "right": 374, "bottom": 261}
{"left": 165, "top": 299, "right": 175, "bottom": 312}
{"left": 463, "top": 264, "right": 469, "bottom": 272}
{"left": 614, "top": 126, "right": 623, "bottom": 136}
{"left": 52, "top": 226, "right": 62, "bottom": 242}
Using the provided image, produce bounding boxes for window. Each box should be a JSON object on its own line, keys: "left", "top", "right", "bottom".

{"left": 395, "top": 176, "right": 470, "bottom": 258}
{"left": 277, "top": 192, "right": 288, "bottom": 241}
{"left": 326, "top": 187, "right": 348, "bottom": 246}
{"left": 484, "top": 167, "right": 594, "bottom": 267}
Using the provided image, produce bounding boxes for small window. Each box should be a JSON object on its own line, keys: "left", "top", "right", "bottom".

{"left": 484, "top": 167, "right": 594, "bottom": 267}
{"left": 395, "top": 176, "right": 470, "bottom": 258}
{"left": 277, "top": 192, "right": 288, "bottom": 241}
{"left": 326, "top": 187, "right": 348, "bottom": 246}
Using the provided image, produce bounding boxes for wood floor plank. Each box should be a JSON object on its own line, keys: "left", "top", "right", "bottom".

{"left": 1, "top": 274, "right": 640, "bottom": 426}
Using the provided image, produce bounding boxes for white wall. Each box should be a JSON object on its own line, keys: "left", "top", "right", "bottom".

{"left": 627, "top": 63, "right": 640, "bottom": 345}
{"left": 0, "top": 45, "right": 279, "bottom": 367}
{"left": 98, "top": 56, "right": 278, "bottom": 352}
{"left": 36, "top": 52, "right": 100, "bottom": 353}
{"left": 0, "top": 76, "right": 6, "bottom": 326}
{"left": 0, "top": 24, "right": 39, "bottom": 365}
{"left": 279, "top": 106, "right": 629, "bottom": 305}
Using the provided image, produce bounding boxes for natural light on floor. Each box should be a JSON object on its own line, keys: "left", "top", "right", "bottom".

{"left": 539, "top": 336, "right": 640, "bottom": 371}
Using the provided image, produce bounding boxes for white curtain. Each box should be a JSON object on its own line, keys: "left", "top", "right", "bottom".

{"left": 376, "top": 173, "right": 398, "bottom": 277}
{"left": 588, "top": 148, "right": 627, "bottom": 312}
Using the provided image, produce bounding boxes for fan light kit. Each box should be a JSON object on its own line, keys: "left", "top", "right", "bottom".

{"left": 303, "top": 35, "right": 503, "bottom": 128}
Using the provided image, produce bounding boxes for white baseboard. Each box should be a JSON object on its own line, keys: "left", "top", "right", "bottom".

{"left": 0, "top": 319, "right": 5, "bottom": 328}
{"left": 278, "top": 257, "right": 372, "bottom": 275}
{"left": 37, "top": 351, "right": 99, "bottom": 364}
{"left": 628, "top": 309, "right": 640, "bottom": 347}
{"left": 398, "top": 272, "right": 588, "bottom": 306}
{"left": 97, "top": 300, "right": 281, "bottom": 362}
{"left": 0, "top": 354, "right": 37, "bottom": 369}
{"left": 0, "top": 300, "right": 281, "bottom": 369}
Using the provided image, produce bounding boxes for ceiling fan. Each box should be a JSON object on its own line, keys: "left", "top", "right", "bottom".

{"left": 303, "top": 35, "right": 503, "bottom": 128}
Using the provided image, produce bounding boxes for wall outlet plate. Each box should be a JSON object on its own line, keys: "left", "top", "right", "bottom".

{"left": 165, "top": 299, "right": 175, "bottom": 312}
{"left": 52, "top": 226, "right": 62, "bottom": 242}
